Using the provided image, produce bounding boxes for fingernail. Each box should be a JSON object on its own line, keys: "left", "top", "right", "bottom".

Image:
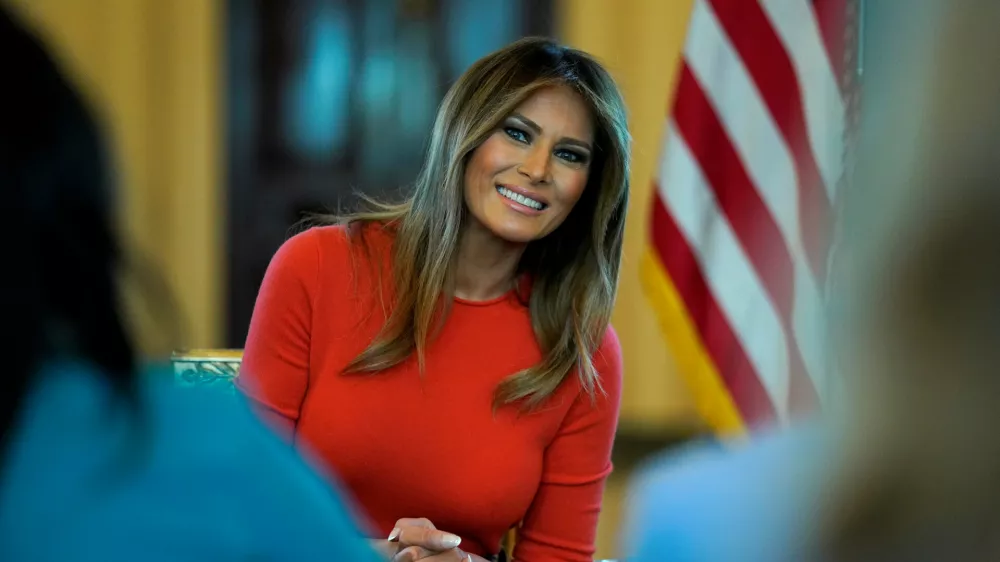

{"left": 442, "top": 534, "right": 462, "bottom": 548}
{"left": 387, "top": 528, "right": 400, "bottom": 542}
{"left": 464, "top": 556, "right": 472, "bottom": 562}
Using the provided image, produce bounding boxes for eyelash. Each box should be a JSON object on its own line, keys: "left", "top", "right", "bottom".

{"left": 502, "top": 126, "right": 587, "bottom": 164}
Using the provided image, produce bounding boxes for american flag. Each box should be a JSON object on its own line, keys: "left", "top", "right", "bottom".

{"left": 642, "top": 0, "right": 859, "bottom": 435}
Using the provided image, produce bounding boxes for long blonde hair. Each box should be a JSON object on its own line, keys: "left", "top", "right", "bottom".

{"left": 325, "top": 37, "right": 630, "bottom": 409}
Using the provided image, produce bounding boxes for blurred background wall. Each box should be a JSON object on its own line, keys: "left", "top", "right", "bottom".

{"left": 8, "top": 0, "right": 701, "bottom": 555}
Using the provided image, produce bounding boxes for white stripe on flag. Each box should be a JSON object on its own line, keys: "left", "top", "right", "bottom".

{"left": 759, "top": 0, "right": 846, "bottom": 199}
{"left": 657, "top": 124, "right": 790, "bottom": 418}
{"left": 685, "top": 0, "right": 828, "bottom": 391}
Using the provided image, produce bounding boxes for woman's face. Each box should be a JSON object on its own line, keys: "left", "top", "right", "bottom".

{"left": 463, "top": 85, "right": 595, "bottom": 244}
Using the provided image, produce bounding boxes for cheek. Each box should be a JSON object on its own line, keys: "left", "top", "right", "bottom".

{"left": 466, "top": 136, "right": 514, "bottom": 185}
{"left": 554, "top": 170, "right": 590, "bottom": 208}
{"left": 463, "top": 151, "right": 490, "bottom": 204}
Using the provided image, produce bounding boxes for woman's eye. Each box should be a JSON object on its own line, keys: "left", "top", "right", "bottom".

{"left": 504, "top": 127, "right": 529, "bottom": 143}
{"left": 556, "top": 149, "right": 587, "bottom": 164}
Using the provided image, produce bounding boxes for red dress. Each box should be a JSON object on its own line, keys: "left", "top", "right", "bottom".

{"left": 238, "top": 224, "right": 622, "bottom": 561}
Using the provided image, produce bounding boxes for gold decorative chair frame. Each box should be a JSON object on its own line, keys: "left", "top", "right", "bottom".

{"left": 171, "top": 348, "right": 243, "bottom": 391}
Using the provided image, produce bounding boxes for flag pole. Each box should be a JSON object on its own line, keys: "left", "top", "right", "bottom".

{"left": 827, "top": 0, "right": 865, "bottom": 403}
{"left": 856, "top": 0, "right": 866, "bottom": 80}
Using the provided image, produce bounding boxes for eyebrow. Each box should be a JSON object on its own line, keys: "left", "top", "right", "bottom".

{"left": 510, "top": 113, "right": 593, "bottom": 152}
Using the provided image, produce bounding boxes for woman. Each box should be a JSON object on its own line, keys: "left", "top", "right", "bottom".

{"left": 623, "top": 3, "right": 1000, "bottom": 561}
{"left": 239, "top": 37, "right": 630, "bottom": 562}
{"left": 0, "top": 7, "right": 379, "bottom": 561}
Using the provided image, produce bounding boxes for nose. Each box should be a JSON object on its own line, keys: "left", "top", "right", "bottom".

{"left": 517, "top": 145, "right": 551, "bottom": 184}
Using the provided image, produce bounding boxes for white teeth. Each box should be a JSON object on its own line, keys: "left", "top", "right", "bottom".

{"left": 497, "top": 186, "right": 544, "bottom": 210}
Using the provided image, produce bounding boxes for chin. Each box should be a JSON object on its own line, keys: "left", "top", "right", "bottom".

{"left": 486, "top": 220, "right": 544, "bottom": 245}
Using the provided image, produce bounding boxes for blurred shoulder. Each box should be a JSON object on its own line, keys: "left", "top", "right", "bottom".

{"left": 623, "top": 423, "right": 827, "bottom": 561}
{"left": 630, "top": 423, "right": 824, "bottom": 504}
{"left": 5, "top": 363, "right": 379, "bottom": 561}
{"left": 146, "top": 375, "right": 381, "bottom": 559}
{"left": 141, "top": 368, "right": 317, "bottom": 478}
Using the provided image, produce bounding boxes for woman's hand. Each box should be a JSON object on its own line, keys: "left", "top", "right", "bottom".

{"left": 380, "top": 518, "right": 485, "bottom": 562}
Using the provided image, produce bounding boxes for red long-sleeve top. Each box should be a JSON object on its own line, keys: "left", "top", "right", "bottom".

{"left": 238, "top": 224, "right": 622, "bottom": 561}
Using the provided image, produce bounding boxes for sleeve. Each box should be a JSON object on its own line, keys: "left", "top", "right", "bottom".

{"left": 512, "top": 327, "right": 623, "bottom": 562}
{"left": 237, "top": 228, "right": 322, "bottom": 440}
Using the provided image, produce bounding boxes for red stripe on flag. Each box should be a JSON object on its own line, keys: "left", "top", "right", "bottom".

{"left": 812, "top": 0, "right": 850, "bottom": 91}
{"left": 672, "top": 64, "right": 818, "bottom": 414}
{"left": 650, "top": 192, "right": 777, "bottom": 424}
{"left": 708, "top": 0, "right": 832, "bottom": 289}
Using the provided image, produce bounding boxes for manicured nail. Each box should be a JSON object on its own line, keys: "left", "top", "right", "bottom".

{"left": 464, "top": 555, "right": 472, "bottom": 562}
{"left": 387, "top": 528, "right": 401, "bottom": 542}
{"left": 441, "top": 534, "right": 462, "bottom": 548}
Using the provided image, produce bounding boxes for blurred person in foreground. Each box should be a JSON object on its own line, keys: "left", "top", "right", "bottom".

{"left": 0, "top": 7, "right": 380, "bottom": 561}
{"left": 623, "top": 3, "right": 1000, "bottom": 561}
{"left": 238, "top": 37, "right": 629, "bottom": 562}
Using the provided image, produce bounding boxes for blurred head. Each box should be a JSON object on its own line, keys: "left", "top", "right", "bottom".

{"left": 342, "top": 37, "right": 631, "bottom": 408}
{"left": 0, "top": 7, "right": 135, "bottom": 450}
{"left": 823, "top": 3, "right": 1000, "bottom": 557}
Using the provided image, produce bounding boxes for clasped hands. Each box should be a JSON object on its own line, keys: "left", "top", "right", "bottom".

{"left": 372, "top": 518, "right": 486, "bottom": 562}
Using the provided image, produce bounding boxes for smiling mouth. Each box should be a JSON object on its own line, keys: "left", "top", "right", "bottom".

{"left": 496, "top": 186, "right": 547, "bottom": 211}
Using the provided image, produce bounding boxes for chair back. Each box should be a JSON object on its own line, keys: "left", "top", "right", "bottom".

{"left": 171, "top": 349, "right": 243, "bottom": 392}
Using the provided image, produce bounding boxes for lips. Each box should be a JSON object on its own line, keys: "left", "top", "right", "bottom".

{"left": 496, "top": 184, "right": 548, "bottom": 210}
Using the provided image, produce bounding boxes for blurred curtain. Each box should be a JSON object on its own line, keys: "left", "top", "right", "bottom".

{"left": 557, "top": 0, "right": 702, "bottom": 431}
{"left": 8, "top": 0, "right": 223, "bottom": 355}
